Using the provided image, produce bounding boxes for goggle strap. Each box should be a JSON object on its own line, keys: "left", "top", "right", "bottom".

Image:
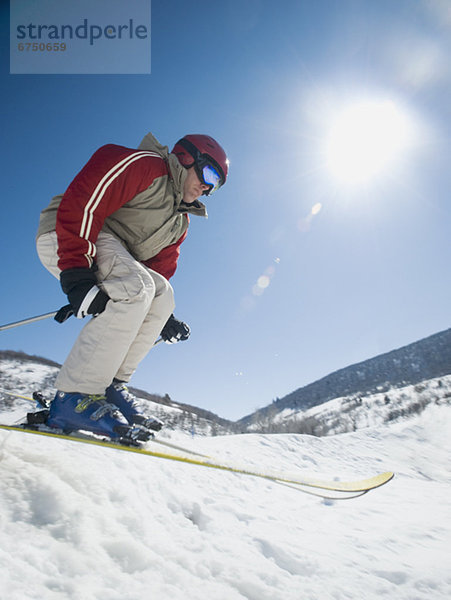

{"left": 177, "top": 138, "right": 202, "bottom": 163}
{"left": 177, "top": 137, "right": 225, "bottom": 185}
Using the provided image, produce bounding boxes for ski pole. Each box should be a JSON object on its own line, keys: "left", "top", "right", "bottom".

{"left": 0, "top": 304, "right": 74, "bottom": 332}
{"left": 0, "top": 305, "right": 165, "bottom": 346}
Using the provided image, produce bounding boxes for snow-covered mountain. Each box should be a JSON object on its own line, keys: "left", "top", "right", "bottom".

{"left": 246, "top": 374, "right": 451, "bottom": 435}
{"left": 2, "top": 326, "right": 451, "bottom": 438}
{"left": 239, "top": 327, "right": 451, "bottom": 433}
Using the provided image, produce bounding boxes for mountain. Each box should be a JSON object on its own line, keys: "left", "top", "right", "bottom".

{"left": 239, "top": 328, "right": 451, "bottom": 432}
{"left": 245, "top": 373, "right": 451, "bottom": 436}
{"left": 2, "top": 327, "right": 450, "bottom": 438}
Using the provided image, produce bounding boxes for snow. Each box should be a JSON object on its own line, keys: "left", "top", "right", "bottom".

{"left": 1, "top": 404, "right": 450, "bottom": 600}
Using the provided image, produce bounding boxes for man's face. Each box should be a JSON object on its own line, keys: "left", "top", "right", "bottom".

{"left": 182, "top": 166, "right": 210, "bottom": 203}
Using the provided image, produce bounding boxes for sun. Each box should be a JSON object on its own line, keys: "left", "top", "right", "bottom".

{"left": 325, "top": 99, "right": 413, "bottom": 185}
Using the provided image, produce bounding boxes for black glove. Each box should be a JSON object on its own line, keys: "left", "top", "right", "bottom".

{"left": 160, "top": 314, "right": 190, "bottom": 344}
{"left": 60, "top": 267, "right": 110, "bottom": 319}
{"left": 54, "top": 303, "right": 75, "bottom": 323}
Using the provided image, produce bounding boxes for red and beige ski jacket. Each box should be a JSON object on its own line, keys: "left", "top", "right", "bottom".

{"left": 37, "top": 132, "right": 207, "bottom": 280}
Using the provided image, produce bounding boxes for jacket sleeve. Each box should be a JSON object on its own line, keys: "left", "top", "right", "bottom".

{"left": 141, "top": 225, "right": 188, "bottom": 280}
{"left": 56, "top": 144, "right": 167, "bottom": 271}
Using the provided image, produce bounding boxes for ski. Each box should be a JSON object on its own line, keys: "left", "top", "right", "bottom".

{"left": 0, "top": 423, "right": 394, "bottom": 494}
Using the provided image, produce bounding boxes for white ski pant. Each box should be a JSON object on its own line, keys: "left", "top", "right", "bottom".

{"left": 36, "top": 231, "right": 175, "bottom": 394}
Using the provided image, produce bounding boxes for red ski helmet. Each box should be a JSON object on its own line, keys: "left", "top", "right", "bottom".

{"left": 171, "top": 134, "right": 229, "bottom": 196}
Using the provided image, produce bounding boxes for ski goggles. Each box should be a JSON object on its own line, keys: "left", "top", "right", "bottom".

{"left": 199, "top": 163, "right": 223, "bottom": 196}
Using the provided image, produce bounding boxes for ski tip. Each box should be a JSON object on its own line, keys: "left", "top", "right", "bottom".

{"left": 383, "top": 471, "right": 395, "bottom": 483}
{"left": 360, "top": 471, "right": 395, "bottom": 491}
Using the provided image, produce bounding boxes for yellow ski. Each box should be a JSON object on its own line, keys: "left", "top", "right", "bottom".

{"left": 0, "top": 424, "right": 394, "bottom": 493}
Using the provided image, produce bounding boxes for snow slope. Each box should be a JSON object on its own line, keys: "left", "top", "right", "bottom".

{"left": 1, "top": 405, "right": 450, "bottom": 600}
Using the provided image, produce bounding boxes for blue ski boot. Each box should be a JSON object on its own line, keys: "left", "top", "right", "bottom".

{"left": 47, "top": 391, "right": 152, "bottom": 442}
{"left": 106, "top": 382, "right": 164, "bottom": 432}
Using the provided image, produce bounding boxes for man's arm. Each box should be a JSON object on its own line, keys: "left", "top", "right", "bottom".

{"left": 56, "top": 144, "right": 166, "bottom": 271}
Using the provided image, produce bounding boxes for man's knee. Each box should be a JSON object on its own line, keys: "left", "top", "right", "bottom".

{"left": 156, "top": 277, "right": 176, "bottom": 314}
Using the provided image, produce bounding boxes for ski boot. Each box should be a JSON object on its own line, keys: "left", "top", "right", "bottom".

{"left": 46, "top": 391, "right": 152, "bottom": 443}
{"left": 106, "top": 382, "right": 164, "bottom": 432}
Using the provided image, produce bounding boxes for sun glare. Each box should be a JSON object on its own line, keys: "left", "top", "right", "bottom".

{"left": 325, "top": 99, "right": 413, "bottom": 185}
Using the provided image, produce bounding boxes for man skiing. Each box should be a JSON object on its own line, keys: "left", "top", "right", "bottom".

{"left": 36, "top": 132, "right": 229, "bottom": 442}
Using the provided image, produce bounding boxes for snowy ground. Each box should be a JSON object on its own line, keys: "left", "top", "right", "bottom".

{"left": 0, "top": 405, "right": 450, "bottom": 600}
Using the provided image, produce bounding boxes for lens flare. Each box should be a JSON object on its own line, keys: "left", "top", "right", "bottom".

{"left": 257, "top": 275, "right": 270, "bottom": 289}
{"left": 249, "top": 260, "right": 280, "bottom": 300}
{"left": 311, "top": 202, "right": 322, "bottom": 215}
{"left": 298, "top": 202, "right": 323, "bottom": 232}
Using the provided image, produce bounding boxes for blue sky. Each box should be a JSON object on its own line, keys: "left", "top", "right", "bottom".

{"left": 1, "top": 0, "right": 450, "bottom": 420}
